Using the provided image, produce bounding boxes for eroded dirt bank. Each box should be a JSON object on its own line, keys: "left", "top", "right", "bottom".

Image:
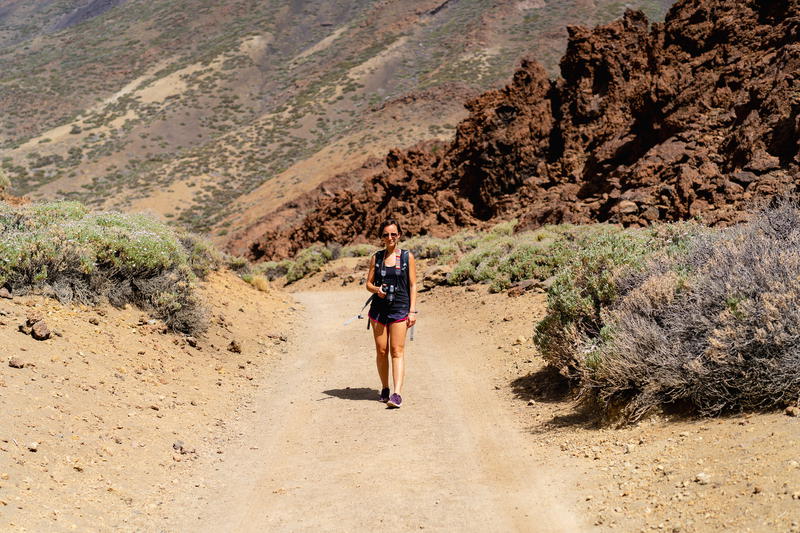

{"left": 0, "top": 271, "right": 295, "bottom": 531}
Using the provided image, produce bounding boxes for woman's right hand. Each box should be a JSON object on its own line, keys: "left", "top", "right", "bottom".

{"left": 376, "top": 286, "right": 386, "bottom": 298}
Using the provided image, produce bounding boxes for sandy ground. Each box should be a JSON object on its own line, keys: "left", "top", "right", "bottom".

{"left": 0, "top": 271, "right": 295, "bottom": 531}
{"left": 166, "top": 289, "right": 586, "bottom": 532}
{"left": 3, "top": 261, "right": 800, "bottom": 532}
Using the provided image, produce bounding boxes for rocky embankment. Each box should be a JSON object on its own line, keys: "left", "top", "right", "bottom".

{"left": 248, "top": 0, "right": 800, "bottom": 260}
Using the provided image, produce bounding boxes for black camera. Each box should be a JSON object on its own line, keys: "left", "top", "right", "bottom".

{"left": 381, "top": 284, "right": 396, "bottom": 303}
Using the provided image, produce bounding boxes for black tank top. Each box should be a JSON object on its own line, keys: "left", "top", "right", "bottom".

{"left": 370, "top": 249, "right": 410, "bottom": 313}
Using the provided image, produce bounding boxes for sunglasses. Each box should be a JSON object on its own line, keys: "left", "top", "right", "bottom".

{"left": 382, "top": 232, "right": 399, "bottom": 238}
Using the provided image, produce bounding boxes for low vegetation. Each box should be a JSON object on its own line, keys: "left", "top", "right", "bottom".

{"left": 535, "top": 202, "right": 800, "bottom": 422}
{"left": 249, "top": 242, "right": 374, "bottom": 285}
{"left": 269, "top": 205, "right": 800, "bottom": 421}
{"left": 0, "top": 168, "right": 9, "bottom": 192}
{"left": 0, "top": 200, "right": 222, "bottom": 332}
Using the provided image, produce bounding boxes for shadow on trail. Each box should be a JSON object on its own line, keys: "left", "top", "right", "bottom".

{"left": 510, "top": 366, "right": 571, "bottom": 403}
{"left": 322, "top": 387, "right": 379, "bottom": 401}
{"left": 511, "top": 367, "right": 601, "bottom": 431}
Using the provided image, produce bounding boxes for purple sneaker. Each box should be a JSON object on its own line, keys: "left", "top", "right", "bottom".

{"left": 387, "top": 393, "right": 403, "bottom": 408}
{"left": 379, "top": 387, "right": 390, "bottom": 403}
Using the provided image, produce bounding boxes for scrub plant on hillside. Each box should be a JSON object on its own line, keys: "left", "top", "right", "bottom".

{"left": 535, "top": 202, "right": 800, "bottom": 422}
{"left": 0, "top": 201, "right": 222, "bottom": 332}
{"left": 250, "top": 242, "right": 378, "bottom": 286}
{"left": 533, "top": 222, "right": 704, "bottom": 377}
{"left": 0, "top": 168, "right": 10, "bottom": 191}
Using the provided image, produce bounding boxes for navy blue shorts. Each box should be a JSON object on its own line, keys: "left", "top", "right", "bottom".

{"left": 368, "top": 308, "right": 409, "bottom": 326}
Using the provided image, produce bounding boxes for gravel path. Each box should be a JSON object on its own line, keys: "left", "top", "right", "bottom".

{"left": 177, "top": 290, "right": 583, "bottom": 532}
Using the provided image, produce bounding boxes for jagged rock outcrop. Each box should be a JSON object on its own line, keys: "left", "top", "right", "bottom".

{"left": 249, "top": 0, "right": 800, "bottom": 260}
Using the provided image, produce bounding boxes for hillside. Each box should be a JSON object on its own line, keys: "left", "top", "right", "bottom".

{"left": 246, "top": 0, "right": 800, "bottom": 260}
{"left": 1, "top": 0, "right": 675, "bottom": 238}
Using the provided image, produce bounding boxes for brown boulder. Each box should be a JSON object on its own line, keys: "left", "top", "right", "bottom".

{"left": 421, "top": 266, "right": 451, "bottom": 290}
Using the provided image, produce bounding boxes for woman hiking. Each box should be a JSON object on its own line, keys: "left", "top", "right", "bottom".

{"left": 365, "top": 219, "right": 417, "bottom": 408}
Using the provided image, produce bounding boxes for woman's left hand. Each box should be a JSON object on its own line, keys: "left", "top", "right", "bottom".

{"left": 407, "top": 313, "right": 417, "bottom": 327}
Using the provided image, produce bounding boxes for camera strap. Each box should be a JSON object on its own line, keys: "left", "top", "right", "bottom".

{"left": 379, "top": 249, "right": 403, "bottom": 280}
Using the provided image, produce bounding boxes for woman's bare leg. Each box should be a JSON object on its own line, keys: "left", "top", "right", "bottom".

{"left": 388, "top": 321, "right": 408, "bottom": 395}
{"left": 372, "top": 321, "right": 390, "bottom": 389}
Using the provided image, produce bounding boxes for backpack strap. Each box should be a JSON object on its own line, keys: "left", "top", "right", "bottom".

{"left": 401, "top": 249, "right": 409, "bottom": 285}
{"left": 374, "top": 249, "right": 385, "bottom": 285}
{"left": 375, "top": 249, "right": 408, "bottom": 285}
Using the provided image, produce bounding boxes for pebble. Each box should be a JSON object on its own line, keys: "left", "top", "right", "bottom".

{"left": 694, "top": 472, "right": 710, "bottom": 485}
{"left": 28, "top": 442, "right": 39, "bottom": 452}
{"left": 785, "top": 406, "right": 800, "bottom": 417}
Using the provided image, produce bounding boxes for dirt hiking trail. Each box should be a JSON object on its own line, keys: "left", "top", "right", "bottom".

{"left": 174, "top": 289, "right": 585, "bottom": 532}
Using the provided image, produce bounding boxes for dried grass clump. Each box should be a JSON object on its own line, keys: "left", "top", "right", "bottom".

{"left": 0, "top": 200, "right": 221, "bottom": 333}
{"left": 0, "top": 168, "right": 10, "bottom": 192}
{"left": 241, "top": 274, "right": 270, "bottom": 292}
{"left": 582, "top": 202, "right": 800, "bottom": 421}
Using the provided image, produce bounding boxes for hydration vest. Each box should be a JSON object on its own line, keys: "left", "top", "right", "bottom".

{"left": 373, "top": 248, "right": 410, "bottom": 287}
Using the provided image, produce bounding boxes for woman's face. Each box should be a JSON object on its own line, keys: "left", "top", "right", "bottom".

{"left": 381, "top": 224, "right": 400, "bottom": 244}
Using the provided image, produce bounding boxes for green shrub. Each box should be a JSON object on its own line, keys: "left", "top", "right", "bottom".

{"left": 341, "top": 243, "right": 375, "bottom": 257}
{"left": 285, "top": 244, "right": 333, "bottom": 283}
{"left": 405, "top": 233, "right": 474, "bottom": 262}
{"left": 226, "top": 255, "right": 249, "bottom": 272}
{"left": 534, "top": 223, "right": 703, "bottom": 377}
{"left": 252, "top": 260, "right": 292, "bottom": 280}
{"left": 449, "top": 235, "right": 516, "bottom": 286}
{"left": 180, "top": 232, "right": 223, "bottom": 278}
{"left": 0, "top": 200, "right": 223, "bottom": 333}
{"left": 575, "top": 203, "right": 800, "bottom": 421}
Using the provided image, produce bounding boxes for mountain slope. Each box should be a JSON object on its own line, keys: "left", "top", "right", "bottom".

{"left": 1, "top": 0, "right": 675, "bottom": 238}
{"left": 247, "top": 0, "right": 800, "bottom": 260}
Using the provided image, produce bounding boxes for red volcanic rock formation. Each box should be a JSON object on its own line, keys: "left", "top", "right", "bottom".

{"left": 249, "top": 0, "right": 800, "bottom": 260}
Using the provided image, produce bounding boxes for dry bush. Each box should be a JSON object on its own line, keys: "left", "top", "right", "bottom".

{"left": 0, "top": 201, "right": 219, "bottom": 333}
{"left": 581, "top": 202, "right": 800, "bottom": 421}
{"left": 180, "top": 232, "right": 224, "bottom": 279}
{"left": 534, "top": 222, "right": 704, "bottom": 376}
{"left": 246, "top": 274, "right": 270, "bottom": 292}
